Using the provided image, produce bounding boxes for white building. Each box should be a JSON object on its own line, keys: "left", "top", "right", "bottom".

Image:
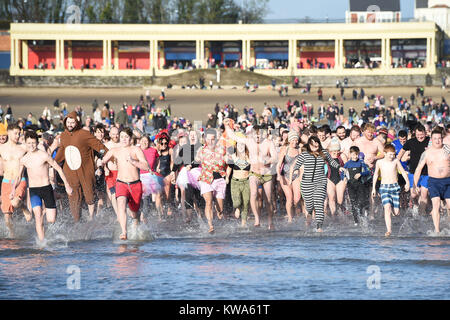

{"left": 415, "top": 1, "right": 450, "bottom": 33}
{"left": 414, "top": 0, "right": 450, "bottom": 58}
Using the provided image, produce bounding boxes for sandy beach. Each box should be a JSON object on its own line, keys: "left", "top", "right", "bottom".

{"left": 0, "top": 86, "right": 449, "bottom": 123}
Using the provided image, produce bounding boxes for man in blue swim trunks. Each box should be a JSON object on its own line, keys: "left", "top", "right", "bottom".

{"left": 414, "top": 127, "right": 450, "bottom": 234}
{"left": 397, "top": 124, "right": 430, "bottom": 215}
{"left": 11, "top": 131, "right": 73, "bottom": 242}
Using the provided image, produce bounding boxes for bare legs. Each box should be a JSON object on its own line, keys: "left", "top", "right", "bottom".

{"left": 116, "top": 196, "right": 139, "bottom": 240}
{"left": 202, "top": 191, "right": 214, "bottom": 232}
{"left": 32, "top": 207, "right": 57, "bottom": 241}
{"left": 249, "top": 176, "right": 261, "bottom": 226}
{"left": 430, "top": 197, "right": 450, "bottom": 233}
{"left": 280, "top": 176, "right": 300, "bottom": 223}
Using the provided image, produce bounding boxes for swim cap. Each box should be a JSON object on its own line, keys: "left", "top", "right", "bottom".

{"left": 328, "top": 138, "right": 341, "bottom": 151}
{"left": 288, "top": 130, "right": 299, "bottom": 142}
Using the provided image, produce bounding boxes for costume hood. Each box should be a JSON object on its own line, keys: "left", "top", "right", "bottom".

{"left": 63, "top": 111, "right": 82, "bottom": 131}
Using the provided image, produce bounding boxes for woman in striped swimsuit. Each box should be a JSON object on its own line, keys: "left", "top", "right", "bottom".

{"left": 289, "top": 136, "right": 344, "bottom": 232}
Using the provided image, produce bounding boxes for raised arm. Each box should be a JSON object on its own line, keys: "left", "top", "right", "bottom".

{"left": 224, "top": 121, "right": 248, "bottom": 145}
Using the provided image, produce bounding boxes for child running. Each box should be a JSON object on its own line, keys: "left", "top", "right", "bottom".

{"left": 372, "top": 144, "right": 410, "bottom": 237}
{"left": 343, "top": 146, "right": 371, "bottom": 225}
{"left": 101, "top": 128, "right": 151, "bottom": 240}
{"left": 11, "top": 131, "right": 73, "bottom": 242}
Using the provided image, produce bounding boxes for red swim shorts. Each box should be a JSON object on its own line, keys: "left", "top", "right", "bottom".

{"left": 115, "top": 179, "right": 142, "bottom": 213}
{"left": 105, "top": 170, "right": 118, "bottom": 192}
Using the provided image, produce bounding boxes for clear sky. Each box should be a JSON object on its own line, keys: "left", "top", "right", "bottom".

{"left": 265, "top": 0, "right": 415, "bottom": 21}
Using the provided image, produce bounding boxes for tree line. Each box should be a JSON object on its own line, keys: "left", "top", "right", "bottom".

{"left": 0, "top": 0, "right": 268, "bottom": 25}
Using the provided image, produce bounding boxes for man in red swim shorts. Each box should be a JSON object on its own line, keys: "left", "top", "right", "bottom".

{"left": 104, "top": 126, "right": 121, "bottom": 215}
{"left": 102, "top": 127, "right": 150, "bottom": 240}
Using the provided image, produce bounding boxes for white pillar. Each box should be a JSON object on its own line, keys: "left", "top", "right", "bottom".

{"left": 56, "top": 39, "right": 60, "bottom": 69}
{"left": 199, "top": 40, "right": 204, "bottom": 68}
{"left": 334, "top": 39, "right": 340, "bottom": 69}
{"left": 288, "top": 39, "right": 295, "bottom": 72}
{"left": 385, "top": 38, "right": 391, "bottom": 69}
{"left": 114, "top": 41, "right": 119, "bottom": 70}
{"left": 107, "top": 39, "right": 112, "bottom": 70}
{"left": 22, "top": 40, "right": 28, "bottom": 69}
{"left": 103, "top": 39, "right": 107, "bottom": 69}
{"left": 10, "top": 37, "right": 15, "bottom": 69}
{"left": 15, "top": 39, "right": 20, "bottom": 69}
{"left": 431, "top": 36, "right": 436, "bottom": 67}
{"left": 248, "top": 40, "right": 251, "bottom": 67}
{"left": 149, "top": 40, "right": 152, "bottom": 70}
{"left": 242, "top": 40, "right": 246, "bottom": 69}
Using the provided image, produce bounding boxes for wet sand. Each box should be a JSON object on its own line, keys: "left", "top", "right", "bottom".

{"left": 0, "top": 86, "right": 449, "bottom": 123}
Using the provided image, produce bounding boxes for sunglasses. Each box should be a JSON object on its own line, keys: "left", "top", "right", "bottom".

{"left": 160, "top": 141, "right": 168, "bottom": 146}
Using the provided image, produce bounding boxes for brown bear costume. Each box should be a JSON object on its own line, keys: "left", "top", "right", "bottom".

{"left": 55, "top": 111, "right": 108, "bottom": 221}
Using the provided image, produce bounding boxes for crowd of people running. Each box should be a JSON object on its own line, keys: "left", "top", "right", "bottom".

{"left": 0, "top": 86, "right": 449, "bottom": 242}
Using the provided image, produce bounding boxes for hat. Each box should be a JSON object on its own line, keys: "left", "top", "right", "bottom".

{"left": 328, "top": 138, "right": 341, "bottom": 151}
{"left": 288, "top": 130, "right": 299, "bottom": 142}
{"left": 0, "top": 122, "right": 7, "bottom": 135}
{"left": 378, "top": 128, "right": 388, "bottom": 136}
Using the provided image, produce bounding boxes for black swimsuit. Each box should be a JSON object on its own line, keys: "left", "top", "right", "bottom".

{"left": 159, "top": 153, "right": 171, "bottom": 177}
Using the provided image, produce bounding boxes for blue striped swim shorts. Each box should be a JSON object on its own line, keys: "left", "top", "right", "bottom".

{"left": 379, "top": 183, "right": 401, "bottom": 209}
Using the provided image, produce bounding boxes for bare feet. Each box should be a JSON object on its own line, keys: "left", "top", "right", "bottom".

{"left": 268, "top": 224, "right": 275, "bottom": 231}
{"left": 385, "top": 231, "right": 391, "bottom": 237}
{"left": 119, "top": 233, "right": 127, "bottom": 240}
{"left": 234, "top": 208, "right": 240, "bottom": 219}
{"left": 217, "top": 212, "right": 223, "bottom": 220}
{"left": 316, "top": 228, "right": 323, "bottom": 233}
{"left": 208, "top": 226, "right": 215, "bottom": 234}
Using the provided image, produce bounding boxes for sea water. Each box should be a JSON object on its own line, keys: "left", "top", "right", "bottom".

{"left": 0, "top": 207, "right": 449, "bottom": 300}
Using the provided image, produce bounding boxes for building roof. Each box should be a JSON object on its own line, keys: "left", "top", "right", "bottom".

{"left": 349, "top": 0, "right": 400, "bottom": 12}
{"left": 416, "top": 0, "right": 429, "bottom": 9}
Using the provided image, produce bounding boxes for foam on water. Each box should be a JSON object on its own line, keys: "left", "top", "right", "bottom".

{"left": 0, "top": 204, "right": 449, "bottom": 243}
